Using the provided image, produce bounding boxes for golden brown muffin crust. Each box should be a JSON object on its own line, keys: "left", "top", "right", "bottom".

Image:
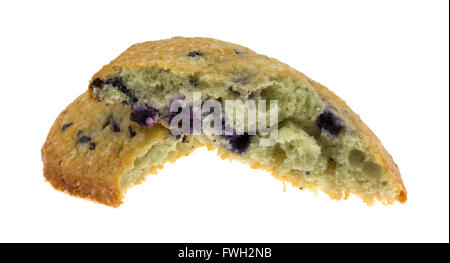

{"left": 41, "top": 92, "right": 169, "bottom": 207}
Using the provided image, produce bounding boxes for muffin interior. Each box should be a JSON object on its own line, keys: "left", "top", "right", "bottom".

{"left": 91, "top": 67, "right": 403, "bottom": 203}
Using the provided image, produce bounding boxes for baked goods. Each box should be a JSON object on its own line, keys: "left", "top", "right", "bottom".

{"left": 42, "top": 37, "right": 406, "bottom": 206}
{"left": 87, "top": 37, "right": 406, "bottom": 204}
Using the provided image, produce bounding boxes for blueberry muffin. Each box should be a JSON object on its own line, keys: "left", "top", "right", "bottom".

{"left": 88, "top": 37, "right": 406, "bottom": 205}
{"left": 41, "top": 92, "right": 200, "bottom": 207}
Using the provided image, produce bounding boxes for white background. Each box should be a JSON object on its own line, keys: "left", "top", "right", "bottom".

{"left": 0, "top": 0, "right": 448, "bottom": 243}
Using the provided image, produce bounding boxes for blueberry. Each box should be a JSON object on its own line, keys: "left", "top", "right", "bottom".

{"left": 223, "top": 133, "right": 252, "bottom": 153}
{"left": 189, "top": 76, "right": 199, "bottom": 87}
{"left": 89, "top": 142, "right": 96, "bottom": 150}
{"left": 226, "top": 86, "right": 241, "bottom": 96}
{"left": 61, "top": 122, "right": 73, "bottom": 132}
{"left": 110, "top": 117, "right": 121, "bottom": 132}
{"left": 92, "top": 77, "right": 137, "bottom": 106}
{"left": 104, "top": 78, "right": 132, "bottom": 98}
{"left": 128, "top": 125, "right": 136, "bottom": 138}
{"left": 316, "top": 108, "right": 344, "bottom": 135}
{"left": 187, "top": 51, "right": 202, "bottom": 57}
{"left": 91, "top": 77, "right": 139, "bottom": 106}
{"left": 176, "top": 134, "right": 188, "bottom": 143}
{"left": 233, "top": 49, "right": 245, "bottom": 55}
{"left": 77, "top": 135, "right": 91, "bottom": 144}
{"left": 103, "top": 116, "right": 121, "bottom": 132}
{"left": 130, "top": 107, "right": 158, "bottom": 127}
{"left": 90, "top": 78, "right": 104, "bottom": 88}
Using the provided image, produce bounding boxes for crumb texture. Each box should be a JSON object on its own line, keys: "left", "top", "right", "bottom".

{"left": 85, "top": 37, "right": 406, "bottom": 205}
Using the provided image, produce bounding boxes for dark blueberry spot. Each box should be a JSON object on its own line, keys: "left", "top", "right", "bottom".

{"left": 316, "top": 108, "right": 344, "bottom": 136}
{"left": 130, "top": 107, "right": 158, "bottom": 127}
{"left": 189, "top": 76, "right": 199, "bottom": 87}
{"left": 128, "top": 125, "right": 136, "bottom": 138}
{"left": 78, "top": 135, "right": 91, "bottom": 144}
{"left": 104, "top": 78, "right": 132, "bottom": 98}
{"left": 305, "top": 171, "right": 310, "bottom": 175}
{"left": 227, "top": 86, "right": 241, "bottom": 96}
{"left": 233, "top": 49, "right": 246, "bottom": 55}
{"left": 187, "top": 51, "right": 202, "bottom": 57}
{"left": 111, "top": 123, "right": 120, "bottom": 132}
{"left": 175, "top": 134, "right": 188, "bottom": 142}
{"left": 89, "top": 142, "right": 96, "bottom": 150}
{"left": 223, "top": 133, "right": 252, "bottom": 153}
{"left": 103, "top": 116, "right": 120, "bottom": 132}
{"left": 110, "top": 118, "right": 121, "bottom": 132}
{"left": 91, "top": 78, "right": 104, "bottom": 88}
{"left": 61, "top": 122, "right": 73, "bottom": 132}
